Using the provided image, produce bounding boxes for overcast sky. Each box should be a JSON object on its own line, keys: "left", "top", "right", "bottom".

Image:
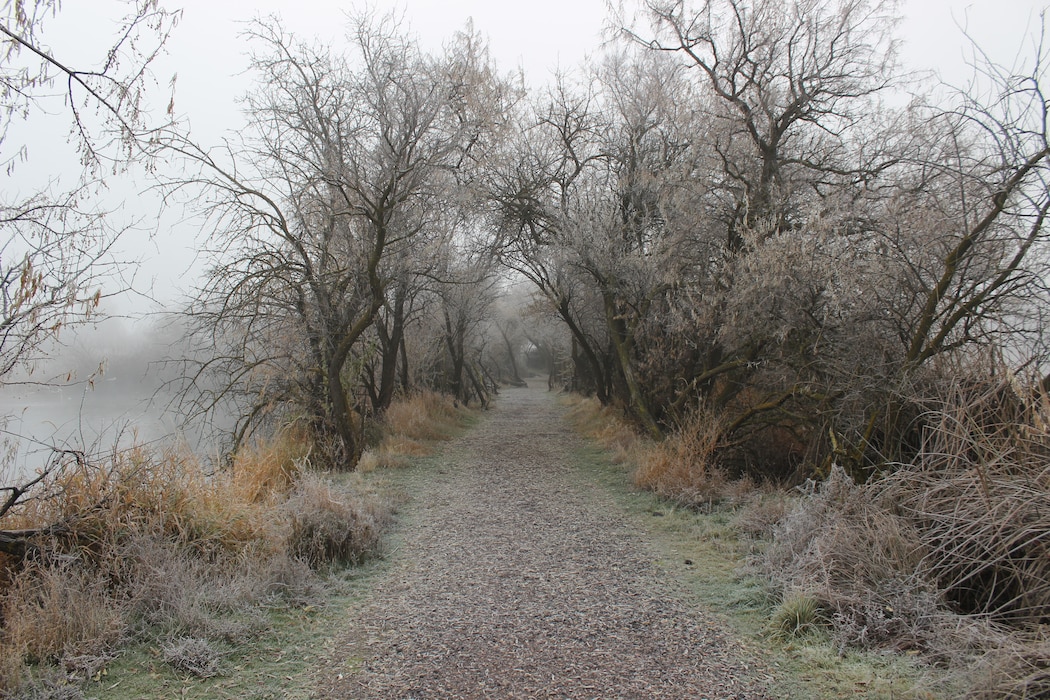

{"left": 28, "top": 0, "right": 1050, "bottom": 312}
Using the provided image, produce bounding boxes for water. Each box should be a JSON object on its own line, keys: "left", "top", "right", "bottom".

{"left": 0, "top": 376, "right": 187, "bottom": 484}
{"left": 0, "top": 316, "right": 220, "bottom": 485}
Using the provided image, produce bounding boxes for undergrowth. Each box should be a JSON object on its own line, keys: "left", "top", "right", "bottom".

{"left": 0, "top": 390, "right": 468, "bottom": 698}
{"left": 566, "top": 378, "right": 1050, "bottom": 697}
{"left": 563, "top": 391, "right": 948, "bottom": 698}
{"left": 358, "top": 390, "right": 471, "bottom": 471}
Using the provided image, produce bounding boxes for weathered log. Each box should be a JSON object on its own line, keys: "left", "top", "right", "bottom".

{"left": 0, "top": 526, "right": 65, "bottom": 559}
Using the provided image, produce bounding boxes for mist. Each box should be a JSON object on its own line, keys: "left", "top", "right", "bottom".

{"left": 0, "top": 313, "right": 217, "bottom": 482}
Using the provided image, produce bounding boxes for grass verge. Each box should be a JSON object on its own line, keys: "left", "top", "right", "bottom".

{"left": 563, "top": 393, "right": 953, "bottom": 699}
{"left": 0, "top": 391, "right": 474, "bottom": 700}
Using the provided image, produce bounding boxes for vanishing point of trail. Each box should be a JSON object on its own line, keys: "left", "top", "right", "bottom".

{"left": 313, "top": 386, "right": 772, "bottom": 699}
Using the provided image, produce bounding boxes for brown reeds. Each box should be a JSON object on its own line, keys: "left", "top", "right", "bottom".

{"left": 885, "top": 379, "right": 1050, "bottom": 623}
{"left": 761, "top": 375, "right": 1050, "bottom": 693}
{"left": 563, "top": 394, "right": 641, "bottom": 463}
{"left": 632, "top": 407, "right": 755, "bottom": 507}
{"left": 0, "top": 427, "right": 389, "bottom": 694}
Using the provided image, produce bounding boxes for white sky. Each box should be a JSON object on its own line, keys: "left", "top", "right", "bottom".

{"left": 25, "top": 0, "right": 1050, "bottom": 311}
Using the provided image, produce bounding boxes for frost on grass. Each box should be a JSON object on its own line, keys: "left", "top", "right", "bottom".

{"left": 162, "top": 636, "right": 222, "bottom": 678}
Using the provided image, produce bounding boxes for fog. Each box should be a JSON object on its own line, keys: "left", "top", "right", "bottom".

{"left": 0, "top": 315, "right": 220, "bottom": 483}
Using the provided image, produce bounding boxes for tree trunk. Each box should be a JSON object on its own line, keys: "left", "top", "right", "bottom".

{"left": 603, "top": 293, "right": 663, "bottom": 440}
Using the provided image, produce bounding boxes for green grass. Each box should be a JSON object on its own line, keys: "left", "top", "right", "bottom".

{"left": 86, "top": 538, "right": 384, "bottom": 699}
{"left": 568, "top": 443, "right": 949, "bottom": 699}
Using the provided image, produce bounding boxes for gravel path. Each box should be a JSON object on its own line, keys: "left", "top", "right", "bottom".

{"left": 313, "top": 386, "right": 772, "bottom": 699}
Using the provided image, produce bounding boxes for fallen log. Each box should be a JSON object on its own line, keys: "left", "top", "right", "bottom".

{"left": 0, "top": 526, "right": 67, "bottom": 559}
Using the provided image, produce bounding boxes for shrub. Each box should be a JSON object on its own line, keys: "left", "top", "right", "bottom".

{"left": 762, "top": 465, "right": 939, "bottom": 650}
{"left": 285, "top": 474, "right": 385, "bottom": 569}
{"left": 161, "top": 636, "right": 222, "bottom": 678}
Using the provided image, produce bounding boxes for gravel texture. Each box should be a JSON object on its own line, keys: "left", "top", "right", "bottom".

{"left": 313, "top": 385, "right": 773, "bottom": 699}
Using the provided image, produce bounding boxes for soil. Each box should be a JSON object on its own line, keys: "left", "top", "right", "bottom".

{"left": 312, "top": 385, "right": 773, "bottom": 699}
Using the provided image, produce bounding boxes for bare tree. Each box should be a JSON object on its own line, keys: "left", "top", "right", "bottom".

{"left": 624, "top": 0, "right": 900, "bottom": 246}
{"left": 0, "top": 0, "right": 177, "bottom": 384}
{"left": 0, "top": 0, "right": 177, "bottom": 547}
{"left": 169, "top": 14, "right": 506, "bottom": 467}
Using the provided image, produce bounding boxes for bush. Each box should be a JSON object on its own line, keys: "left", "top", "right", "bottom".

{"left": 285, "top": 474, "right": 385, "bottom": 569}
{"left": 762, "top": 465, "right": 939, "bottom": 650}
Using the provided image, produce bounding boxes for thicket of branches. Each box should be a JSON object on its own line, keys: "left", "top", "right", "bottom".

{"left": 494, "top": 0, "right": 1050, "bottom": 483}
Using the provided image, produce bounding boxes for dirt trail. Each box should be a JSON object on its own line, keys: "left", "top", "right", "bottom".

{"left": 313, "top": 386, "right": 772, "bottom": 699}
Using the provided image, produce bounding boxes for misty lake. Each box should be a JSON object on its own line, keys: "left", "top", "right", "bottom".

{"left": 0, "top": 378, "right": 189, "bottom": 483}
{"left": 0, "top": 318, "right": 224, "bottom": 484}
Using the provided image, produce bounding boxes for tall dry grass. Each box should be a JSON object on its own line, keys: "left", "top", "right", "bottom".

{"left": 886, "top": 381, "right": 1050, "bottom": 623}
{"left": 761, "top": 377, "right": 1050, "bottom": 694}
{"left": 0, "top": 428, "right": 387, "bottom": 695}
{"left": 633, "top": 407, "right": 755, "bottom": 507}
{"left": 564, "top": 395, "right": 753, "bottom": 507}
{"left": 359, "top": 391, "right": 470, "bottom": 470}
{"left": 762, "top": 465, "right": 939, "bottom": 651}
{"left": 563, "top": 394, "right": 642, "bottom": 463}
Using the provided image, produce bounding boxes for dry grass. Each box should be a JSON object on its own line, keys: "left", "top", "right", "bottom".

{"left": 563, "top": 395, "right": 755, "bottom": 507}
{"left": 0, "top": 426, "right": 391, "bottom": 696}
{"left": 964, "top": 630, "right": 1050, "bottom": 698}
{"left": 758, "top": 377, "right": 1050, "bottom": 695}
{"left": 365, "top": 391, "right": 470, "bottom": 469}
{"left": 633, "top": 408, "right": 756, "bottom": 507}
{"left": 0, "top": 561, "right": 124, "bottom": 667}
{"left": 285, "top": 473, "right": 386, "bottom": 569}
{"left": 161, "top": 636, "right": 223, "bottom": 678}
{"left": 762, "top": 465, "right": 939, "bottom": 651}
{"left": 563, "top": 394, "right": 642, "bottom": 464}
{"left": 885, "top": 381, "right": 1050, "bottom": 624}
{"left": 732, "top": 490, "right": 792, "bottom": 538}
{"left": 229, "top": 424, "right": 311, "bottom": 504}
